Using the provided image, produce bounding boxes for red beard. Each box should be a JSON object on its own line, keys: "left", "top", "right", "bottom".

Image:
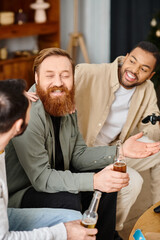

{"left": 36, "top": 84, "right": 75, "bottom": 116}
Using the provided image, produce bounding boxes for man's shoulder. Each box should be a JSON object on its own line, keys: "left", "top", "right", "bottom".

{"left": 75, "top": 58, "right": 119, "bottom": 83}
{"left": 75, "top": 63, "right": 113, "bottom": 88}
{"left": 23, "top": 100, "right": 51, "bottom": 139}
{"left": 146, "top": 80, "right": 154, "bottom": 86}
{"left": 76, "top": 62, "right": 110, "bottom": 72}
{"left": 28, "top": 83, "right": 36, "bottom": 92}
{"left": 30, "top": 99, "right": 46, "bottom": 119}
{"left": 141, "top": 79, "right": 155, "bottom": 90}
{"left": 5, "top": 140, "right": 17, "bottom": 160}
{"left": 75, "top": 62, "right": 112, "bottom": 80}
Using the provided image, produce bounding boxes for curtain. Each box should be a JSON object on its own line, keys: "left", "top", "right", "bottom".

{"left": 111, "top": 0, "right": 160, "bottom": 61}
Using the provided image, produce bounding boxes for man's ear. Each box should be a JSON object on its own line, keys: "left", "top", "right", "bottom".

{"left": 35, "top": 72, "right": 38, "bottom": 85}
{"left": 149, "top": 71, "right": 156, "bottom": 80}
{"left": 13, "top": 119, "right": 23, "bottom": 135}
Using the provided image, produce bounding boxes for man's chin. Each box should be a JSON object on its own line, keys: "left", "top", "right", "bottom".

{"left": 37, "top": 84, "right": 75, "bottom": 117}
{"left": 121, "top": 80, "right": 137, "bottom": 89}
{"left": 44, "top": 101, "right": 73, "bottom": 117}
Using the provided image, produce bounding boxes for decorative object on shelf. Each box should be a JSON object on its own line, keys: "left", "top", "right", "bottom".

{"left": 0, "top": 47, "right": 8, "bottom": 60}
{"left": 32, "top": 49, "right": 39, "bottom": 55}
{"left": 30, "top": 0, "right": 50, "bottom": 23}
{"left": 14, "top": 50, "right": 32, "bottom": 58}
{"left": 15, "top": 9, "right": 27, "bottom": 25}
{"left": 0, "top": 11, "right": 15, "bottom": 25}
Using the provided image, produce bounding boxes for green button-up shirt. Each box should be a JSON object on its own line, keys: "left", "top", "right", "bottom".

{"left": 5, "top": 86, "right": 116, "bottom": 207}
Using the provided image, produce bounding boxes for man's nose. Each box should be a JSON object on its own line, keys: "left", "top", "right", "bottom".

{"left": 54, "top": 75, "right": 63, "bottom": 86}
{"left": 132, "top": 65, "right": 140, "bottom": 74}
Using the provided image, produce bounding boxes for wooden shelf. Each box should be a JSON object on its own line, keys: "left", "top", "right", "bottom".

{"left": 0, "top": 55, "right": 36, "bottom": 65}
{"left": 0, "top": 55, "right": 36, "bottom": 90}
{"left": 0, "top": 0, "right": 60, "bottom": 89}
{"left": 0, "top": 21, "right": 59, "bottom": 39}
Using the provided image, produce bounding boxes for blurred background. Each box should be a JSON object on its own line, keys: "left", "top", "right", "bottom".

{"left": 0, "top": 1, "right": 160, "bottom": 239}
{"left": 1, "top": 0, "right": 160, "bottom": 88}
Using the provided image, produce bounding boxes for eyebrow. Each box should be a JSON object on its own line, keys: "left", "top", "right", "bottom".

{"left": 45, "top": 70, "right": 54, "bottom": 73}
{"left": 45, "top": 70, "right": 70, "bottom": 73}
{"left": 131, "top": 55, "right": 151, "bottom": 69}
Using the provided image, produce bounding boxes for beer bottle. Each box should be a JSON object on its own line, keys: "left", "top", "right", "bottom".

{"left": 81, "top": 190, "right": 102, "bottom": 228}
{"left": 113, "top": 140, "right": 127, "bottom": 173}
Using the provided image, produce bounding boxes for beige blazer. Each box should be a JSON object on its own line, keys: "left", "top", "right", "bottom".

{"left": 75, "top": 57, "right": 160, "bottom": 146}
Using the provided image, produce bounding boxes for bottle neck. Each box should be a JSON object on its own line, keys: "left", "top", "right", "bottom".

{"left": 115, "top": 140, "right": 122, "bottom": 162}
{"left": 88, "top": 190, "right": 102, "bottom": 213}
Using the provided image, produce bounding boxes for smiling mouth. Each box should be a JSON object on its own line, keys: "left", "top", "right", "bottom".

{"left": 125, "top": 71, "right": 137, "bottom": 82}
{"left": 53, "top": 90, "right": 62, "bottom": 93}
{"left": 50, "top": 89, "right": 64, "bottom": 96}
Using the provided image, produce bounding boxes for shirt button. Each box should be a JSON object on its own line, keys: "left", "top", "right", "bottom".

{"left": 98, "top": 123, "right": 102, "bottom": 127}
{"left": 108, "top": 156, "right": 111, "bottom": 159}
{"left": 94, "top": 160, "right": 97, "bottom": 164}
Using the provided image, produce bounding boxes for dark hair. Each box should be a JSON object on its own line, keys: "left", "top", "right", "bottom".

{"left": 132, "top": 41, "right": 160, "bottom": 70}
{"left": 0, "top": 79, "right": 29, "bottom": 133}
{"left": 33, "top": 48, "right": 75, "bottom": 76}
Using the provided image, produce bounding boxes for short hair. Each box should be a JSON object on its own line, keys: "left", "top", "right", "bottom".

{"left": 131, "top": 41, "right": 160, "bottom": 70}
{"left": 33, "top": 48, "right": 75, "bottom": 76}
{"left": 0, "top": 79, "right": 29, "bottom": 133}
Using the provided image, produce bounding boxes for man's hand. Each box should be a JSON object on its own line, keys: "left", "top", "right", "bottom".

{"left": 93, "top": 164, "right": 129, "bottom": 193}
{"left": 64, "top": 220, "right": 97, "bottom": 240}
{"left": 25, "top": 91, "right": 39, "bottom": 102}
{"left": 122, "top": 132, "right": 160, "bottom": 158}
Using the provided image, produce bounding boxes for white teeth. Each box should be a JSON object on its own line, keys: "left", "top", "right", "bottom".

{"left": 54, "top": 90, "right": 61, "bottom": 93}
{"left": 127, "top": 72, "right": 135, "bottom": 79}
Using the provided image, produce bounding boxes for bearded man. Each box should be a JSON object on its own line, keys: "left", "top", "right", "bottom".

{"left": 5, "top": 48, "right": 160, "bottom": 240}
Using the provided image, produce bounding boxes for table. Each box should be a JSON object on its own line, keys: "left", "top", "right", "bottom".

{"left": 129, "top": 201, "right": 160, "bottom": 240}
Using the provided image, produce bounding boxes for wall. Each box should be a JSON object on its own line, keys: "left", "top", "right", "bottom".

{"left": 3, "top": 36, "right": 38, "bottom": 53}
{"left": 60, "top": 0, "right": 111, "bottom": 63}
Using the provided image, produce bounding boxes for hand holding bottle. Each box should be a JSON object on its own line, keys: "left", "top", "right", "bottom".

{"left": 93, "top": 165, "right": 129, "bottom": 193}
{"left": 65, "top": 220, "right": 97, "bottom": 240}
